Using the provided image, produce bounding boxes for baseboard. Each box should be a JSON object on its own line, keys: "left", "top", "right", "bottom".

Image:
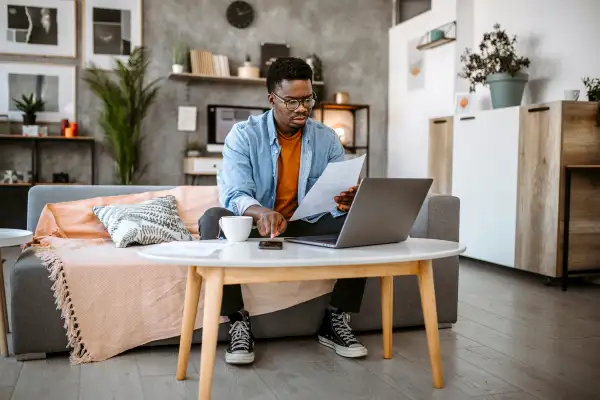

{"left": 15, "top": 352, "right": 46, "bottom": 361}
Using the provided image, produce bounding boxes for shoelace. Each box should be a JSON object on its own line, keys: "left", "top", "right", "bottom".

{"left": 229, "top": 320, "right": 252, "bottom": 352}
{"left": 332, "top": 312, "right": 360, "bottom": 346}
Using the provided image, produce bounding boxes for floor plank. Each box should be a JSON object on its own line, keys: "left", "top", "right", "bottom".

{"left": 256, "top": 356, "right": 410, "bottom": 400}
{"left": 458, "top": 345, "right": 595, "bottom": 400}
{"left": 135, "top": 345, "right": 197, "bottom": 377}
{"left": 0, "top": 387, "right": 13, "bottom": 400}
{"left": 0, "top": 356, "right": 22, "bottom": 387}
{"left": 453, "top": 317, "right": 600, "bottom": 397}
{"left": 79, "top": 353, "right": 144, "bottom": 400}
{"left": 10, "top": 357, "right": 79, "bottom": 400}
{"left": 189, "top": 346, "right": 278, "bottom": 400}
{"left": 380, "top": 331, "right": 522, "bottom": 397}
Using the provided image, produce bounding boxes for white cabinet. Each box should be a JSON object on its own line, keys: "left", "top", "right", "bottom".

{"left": 451, "top": 107, "right": 520, "bottom": 268}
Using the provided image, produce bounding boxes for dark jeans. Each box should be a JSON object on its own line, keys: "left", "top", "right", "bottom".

{"left": 198, "top": 207, "right": 367, "bottom": 316}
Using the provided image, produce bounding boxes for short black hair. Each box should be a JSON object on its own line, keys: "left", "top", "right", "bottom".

{"left": 266, "top": 57, "right": 313, "bottom": 93}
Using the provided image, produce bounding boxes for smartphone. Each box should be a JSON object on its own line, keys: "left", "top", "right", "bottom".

{"left": 258, "top": 240, "right": 283, "bottom": 250}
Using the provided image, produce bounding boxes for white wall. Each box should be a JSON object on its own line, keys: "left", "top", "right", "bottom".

{"left": 387, "top": 0, "right": 457, "bottom": 178}
{"left": 388, "top": 0, "right": 600, "bottom": 178}
{"left": 467, "top": 0, "right": 600, "bottom": 108}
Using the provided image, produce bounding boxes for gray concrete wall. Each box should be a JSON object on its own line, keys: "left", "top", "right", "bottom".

{"left": 0, "top": 0, "right": 390, "bottom": 185}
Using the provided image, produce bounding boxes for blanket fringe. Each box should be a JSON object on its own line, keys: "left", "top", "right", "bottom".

{"left": 34, "top": 247, "right": 93, "bottom": 365}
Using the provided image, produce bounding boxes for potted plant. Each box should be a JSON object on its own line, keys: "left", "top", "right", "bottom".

{"left": 13, "top": 93, "right": 45, "bottom": 125}
{"left": 582, "top": 77, "right": 600, "bottom": 101}
{"left": 83, "top": 46, "right": 161, "bottom": 185}
{"left": 172, "top": 40, "right": 188, "bottom": 74}
{"left": 458, "top": 23, "right": 531, "bottom": 109}
{"left": 185, "top": 140, "right": 202, "bottom": 157}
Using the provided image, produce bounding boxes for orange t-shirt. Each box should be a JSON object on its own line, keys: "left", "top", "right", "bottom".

{"left": 274, "top": 130, "right": 302, "bottom": 219}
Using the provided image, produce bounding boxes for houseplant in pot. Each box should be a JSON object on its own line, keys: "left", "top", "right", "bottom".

{"left": 582, "top": 77, "right": 600, "bottom": 101}
{"left": 83, "top": 46, "right": 161, "bottom": 185}
{"left": 172, "top": 40, "right": 188, "bottom": 74}
{"left": 13, "top": 93, "right": 45, "bottom": 125}
{"left": 458, "top": 23, "right": 531, "bottom": 109}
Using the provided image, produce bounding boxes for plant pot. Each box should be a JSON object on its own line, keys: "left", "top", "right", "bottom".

{"left": 486, "top": 72, "right": 529, "bottom": 109}
{"left": 186, "top": 150, "right": 201, "bottom": 157}
{"left": 172, "top": 64, "right": 184, "bottom": 74}
{"left": 22, "top": 113, "right": 36, "bottom": 125}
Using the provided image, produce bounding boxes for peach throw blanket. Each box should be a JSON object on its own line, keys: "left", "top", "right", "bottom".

{"left": 31, "top": 187, "right": 335, "bottom": 364}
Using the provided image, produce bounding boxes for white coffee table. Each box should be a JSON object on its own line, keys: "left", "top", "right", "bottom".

{"left": 0, "top": 229, "right": 33, "bottom": 357}
{"left": 139, "top": 237, "right": 466, "bottom": 400}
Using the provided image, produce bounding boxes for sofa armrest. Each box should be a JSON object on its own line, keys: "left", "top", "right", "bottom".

{"left": 410, "top": 194, "right": 460, "bottom": 241}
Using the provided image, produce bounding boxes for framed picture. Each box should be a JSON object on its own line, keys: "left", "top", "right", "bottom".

{"left": 82, "top": 0, "right": 142, "bottom": 69}
{"left": 260, "top": 42, "right": 290, "bottom": 77}
{"left": 454, "top": 92, "right": 474, "bottom": 115}
{"left": 0, "top": 62, "right": 76, "bottom": 123}
{"left": 0, "top": 0, "right": 76, "bottom": 58}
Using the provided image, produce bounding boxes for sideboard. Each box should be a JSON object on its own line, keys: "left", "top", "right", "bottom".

{"left": 429, "top": 101, "right": 600, "bottom": 278}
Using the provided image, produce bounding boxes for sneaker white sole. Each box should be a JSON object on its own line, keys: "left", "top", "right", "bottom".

{"left": 225, "top": 351, "right": 255, "bottom": 365}
{"left": 318, "top": 336, "right": 368, "bottom": 358}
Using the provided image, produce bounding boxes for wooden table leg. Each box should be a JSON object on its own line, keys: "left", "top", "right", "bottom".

{"left": 198, "top": 268, "right": 224, "bottom": 400}
{"left": 380, "top": 276, "right": 394, "bottom": 359}
{"left": 0, "top": 248, "right": 8, "bottom": 357}
{"left": 176, "top": 267, "right": 203, "bottom": 380}
{"left": 417, "top": 259, "right": 443, "bottom": 389}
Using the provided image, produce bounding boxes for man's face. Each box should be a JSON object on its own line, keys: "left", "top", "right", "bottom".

{"left": 269, "top": 79, "right": 314, "bottom": 131}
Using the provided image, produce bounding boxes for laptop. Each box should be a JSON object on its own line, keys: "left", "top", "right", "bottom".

{"left": 285, "top": 178, "right": 433, "bottom": 249}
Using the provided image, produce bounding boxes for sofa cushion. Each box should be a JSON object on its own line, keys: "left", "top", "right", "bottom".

{"left": 33, "top": 186, "right": 220, "bottom": 239}
{"left": 93, "top": 195, "right": 193, "bottom": 247}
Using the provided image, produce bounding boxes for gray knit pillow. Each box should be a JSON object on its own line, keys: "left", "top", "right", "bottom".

{"left": 93, "top": 195, "right": 193, "bottom": 248}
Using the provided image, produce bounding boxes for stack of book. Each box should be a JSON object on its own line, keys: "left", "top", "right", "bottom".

{"left": 189, "top": 50, "right": 231, "bottom": 77}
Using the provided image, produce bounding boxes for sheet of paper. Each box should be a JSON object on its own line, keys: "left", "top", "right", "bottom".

{"left": 146, "top": 241, "right": 231, "bottom": 257}
{"left": 290, "top": 155, "right": 365, "bottom": 221}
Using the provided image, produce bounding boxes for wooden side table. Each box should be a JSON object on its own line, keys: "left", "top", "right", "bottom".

{"left": 139, "top": 238, "right": 466, "bottom": 400}
{"left": 0, "top": 229, "right": 33, "bottom": 356}
{"left": 561, "top": 165, "right": 600, "bottom": 291}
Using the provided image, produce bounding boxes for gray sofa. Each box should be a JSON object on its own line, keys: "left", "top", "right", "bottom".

{"left": 10, "top": 185, "right": 460, "bottom": 358}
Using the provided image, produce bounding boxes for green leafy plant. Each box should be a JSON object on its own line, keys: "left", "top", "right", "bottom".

{"left": 12, "top": 93, "right": 45, "bottom": 125}
{"left": 83, "top": 46, "right": 161, "bottom": 185}
{"left": 458, "top": 23, "right": 531, "bottom": 92}
{"left": 172, "top": 40, "right": 188, "bottom": 65}
{"left": 582, "top": 77, "right": 600, "bottom": 101}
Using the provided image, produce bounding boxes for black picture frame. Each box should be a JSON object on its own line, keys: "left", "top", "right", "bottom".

{"left": 260, "top": 42, "right": 290, "bottom": 78}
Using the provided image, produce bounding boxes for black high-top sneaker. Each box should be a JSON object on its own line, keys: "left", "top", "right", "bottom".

{"left": 317, "top": 308, "right": 368, "bottom": 358}
{"left": 225, "top": 310, "right": 255, "bottom": 364}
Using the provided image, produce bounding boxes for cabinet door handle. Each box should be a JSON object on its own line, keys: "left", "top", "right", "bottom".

{"left": 433, "top": 119, "right": 447, "bottom": 124}
{"left": 460, "top": 116, "right": 475, "bottom": 121}
{"left": 528, "top": 106, "right": 550, "bottom": 113}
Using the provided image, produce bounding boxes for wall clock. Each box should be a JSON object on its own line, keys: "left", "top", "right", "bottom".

{"left": 226, "top": 1, "right": 255, "bottom": 29}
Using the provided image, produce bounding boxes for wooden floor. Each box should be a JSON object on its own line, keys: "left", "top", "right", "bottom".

{"left": 1, "top": 251, "right": 599, "bottom": 400}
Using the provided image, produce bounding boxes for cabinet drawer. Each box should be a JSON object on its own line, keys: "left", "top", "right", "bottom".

{"left": 183, "top": 157, "right": 222, "bottom": 175}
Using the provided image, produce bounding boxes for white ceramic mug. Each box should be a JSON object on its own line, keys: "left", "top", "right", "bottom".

{"left": 564, "top": 89, "right": 580, "bottom": 101}
{"left": 219, "top": 216, "right": 252, "bottom": 242}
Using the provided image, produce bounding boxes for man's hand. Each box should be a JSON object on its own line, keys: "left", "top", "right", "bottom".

{"left": 334, "top": 185, "right": 359, "bottom": 212}
{"left": 244, "top": 206, "right": 287, "bottom": 238}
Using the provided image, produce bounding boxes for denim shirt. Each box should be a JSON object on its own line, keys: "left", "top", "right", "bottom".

{"left": 219, "top": 109, "right": 346, "bottom": 222}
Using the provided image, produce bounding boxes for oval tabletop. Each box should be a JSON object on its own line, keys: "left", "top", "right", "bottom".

{"left": 138, "top": 238, "right": 466, "bottom": 268}
{"left": 0, "top": 229, "right": 33, "bottom": 248}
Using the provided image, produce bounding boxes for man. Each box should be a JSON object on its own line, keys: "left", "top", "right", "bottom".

{"left": 198, "top": 57, "right": 367, "bottom": 365}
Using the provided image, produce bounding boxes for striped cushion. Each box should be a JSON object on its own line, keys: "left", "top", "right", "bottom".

{"left": 93, "top": 195, "right": 193, "bottom": 248}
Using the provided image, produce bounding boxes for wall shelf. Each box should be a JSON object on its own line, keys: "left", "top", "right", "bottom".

{"left": 416, "top": 21, "right": 457, "bottom": 51}
{"left": 168, "top": 72, "right": 325, "bottom": 86}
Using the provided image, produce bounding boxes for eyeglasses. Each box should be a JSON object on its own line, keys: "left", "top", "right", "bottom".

{"left": 271, "top": 92, "right": 317, "bottom": 111}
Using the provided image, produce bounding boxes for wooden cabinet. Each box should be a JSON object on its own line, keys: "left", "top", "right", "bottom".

{"left": 428, "top": 117, "right": 453, "bottom": 194}
{"left": 428, "top": 101, "right": 600, "bottom": 278}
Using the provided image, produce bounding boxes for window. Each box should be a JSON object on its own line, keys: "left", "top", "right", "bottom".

{"left": 395, "top": 0, "right": 432, "bottom": 24}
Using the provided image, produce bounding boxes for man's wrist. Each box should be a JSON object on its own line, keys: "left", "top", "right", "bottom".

{"left": 244, "top": 205, "right": 273, "bottom": 223}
